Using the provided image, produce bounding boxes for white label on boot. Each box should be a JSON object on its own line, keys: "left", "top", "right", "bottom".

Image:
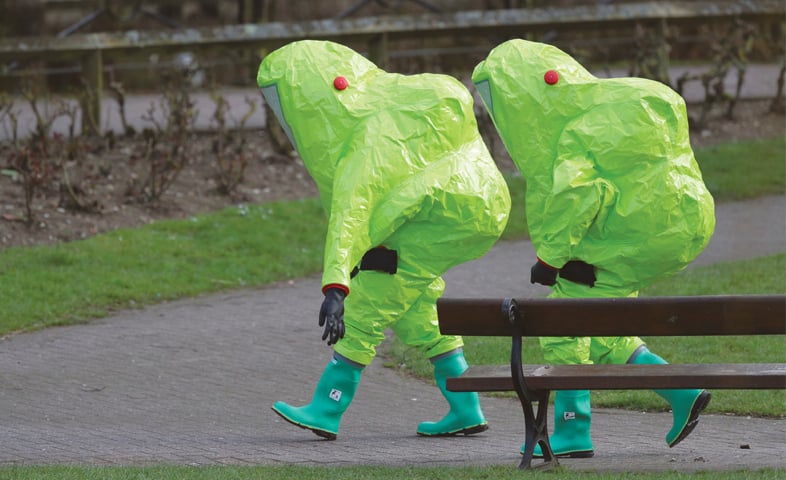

{"left": 563, "top": 411, "right": 576, "bottom": 421}
{"left": 329, "top": 388, "right": 342, "bottom": 402}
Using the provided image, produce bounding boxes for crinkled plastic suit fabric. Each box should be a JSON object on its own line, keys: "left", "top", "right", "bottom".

{"left": 257, "top": 40, "right": 511, "bottom": 291}
{"left": 472, "top": 39, "right": 715, "bottom": 291}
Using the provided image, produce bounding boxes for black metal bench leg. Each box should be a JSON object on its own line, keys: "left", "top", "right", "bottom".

{"left": 504, "top": 298, "right": 559, "bottom": 470}
{"left": 517, "top": 390, "right": 558, "bottom": 470}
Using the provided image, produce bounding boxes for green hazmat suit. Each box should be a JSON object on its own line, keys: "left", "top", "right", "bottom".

{"left": 472, "top": 39, "right": 715, "bottom": 455}
{"left": 257, "top": 40, "right": 511, "bottom": 366}
{"left": 472, "top": 39, "right": 715, "bottom": 365}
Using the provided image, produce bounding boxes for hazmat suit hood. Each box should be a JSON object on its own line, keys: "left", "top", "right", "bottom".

{"left": 257, "top": 40, "right": 381, "bottom": 204}
{"left": 473, "top": 39, "right": 715, "bottom": 290}
{"left": 258, "top": 40, "right": 482, "bottom": 210}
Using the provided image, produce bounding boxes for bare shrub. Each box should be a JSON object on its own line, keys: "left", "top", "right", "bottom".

{"left": 128, "top": 69, "right": 197, "bottom": 203}
{"left": 209, "top": 92, "right": 255, "bottom": 195}
{"left": 676, "top": 19, "right": 758, "bottom": 127}
{"left": 1, "top": 84, "right": 80, "bottom": 226}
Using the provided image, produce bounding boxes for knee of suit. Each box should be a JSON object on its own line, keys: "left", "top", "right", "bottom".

{"left": 591, "top": 336, "right": 645, "bottom": 364}
{"left": 539, "top": 336, "right": 592, "bottom": 365}
{"left": 332, "top": 323, "right": 384, "bottom": 366}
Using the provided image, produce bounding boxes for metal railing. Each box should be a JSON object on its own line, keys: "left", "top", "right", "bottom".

{"left": 1, "top": 0, "right": 782, "bottom": 132}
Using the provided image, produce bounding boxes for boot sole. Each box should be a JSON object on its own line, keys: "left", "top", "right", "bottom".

{"left": 271, "top": 406, "right": 338, "bottom": 441}
{"left": 417, "top": 423, "right": 489, "bottom": 437}
{"left": 669, "top": 390, "right": 712, "bottom": 448}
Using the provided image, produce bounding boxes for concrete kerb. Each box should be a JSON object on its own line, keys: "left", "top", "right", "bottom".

{"left": 0, "top": 194, "right": 784, "bottom": 472}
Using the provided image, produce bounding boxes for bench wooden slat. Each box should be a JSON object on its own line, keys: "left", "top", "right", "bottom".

{"left": 447, "top": 364, "right": 786, "bottom": 392}
{"left": 437, "top": 295, "right": 786, "bottom": 337}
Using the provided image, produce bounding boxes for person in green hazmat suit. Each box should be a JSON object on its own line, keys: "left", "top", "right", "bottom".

{"left": 471, "top": 39, "right": 716, "bottom": 458}
{"left": 257, "top": 40, "right": 511, "bottom": 440}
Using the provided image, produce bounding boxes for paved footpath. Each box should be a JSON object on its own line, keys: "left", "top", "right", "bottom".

{"left": 1, "top": 194, "right": 784, "bottom": 473}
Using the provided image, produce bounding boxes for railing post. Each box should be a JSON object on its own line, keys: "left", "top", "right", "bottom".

{"left": 368, "top": 32, "right": 388, "bottom": 69}
{"left": 81, "top": 49, "right": 103, "bottom": 135}
{"left": 240, "top": 0, "right": 259, "bottom": 23}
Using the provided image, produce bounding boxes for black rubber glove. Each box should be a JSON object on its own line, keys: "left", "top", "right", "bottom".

{"left": 319, "top": 287, "right": 346, "bottom": 346}
{"left": 530, "top": 259, "right": 558, "bottom": 286}
{"left": 559, "top": 260, "right": 597, "bottom": 287}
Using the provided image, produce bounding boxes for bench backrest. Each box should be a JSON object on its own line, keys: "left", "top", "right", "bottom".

{"left": 437, "top": 295, "right": 786, "bottom": 337}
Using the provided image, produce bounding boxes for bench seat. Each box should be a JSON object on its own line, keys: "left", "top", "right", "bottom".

{"left": 448, "top": 363, "right": 786, "bottom": 392}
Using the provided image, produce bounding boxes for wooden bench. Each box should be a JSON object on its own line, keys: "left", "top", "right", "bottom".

{"left": 437, "top": 295, "right": 786, "bottom": 470}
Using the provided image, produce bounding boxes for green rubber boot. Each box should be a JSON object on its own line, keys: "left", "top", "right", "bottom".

{"left": 630, "top": 347, "right": 711, "bottom": 447}
{"left": 417, "top": 349, "right": 489, "bottom": 436}
{"left": 522, "top": 390, "right": 594, "bottom": 458}
{"left": 271, "top": 354, "right": 362, "bottom": 440}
